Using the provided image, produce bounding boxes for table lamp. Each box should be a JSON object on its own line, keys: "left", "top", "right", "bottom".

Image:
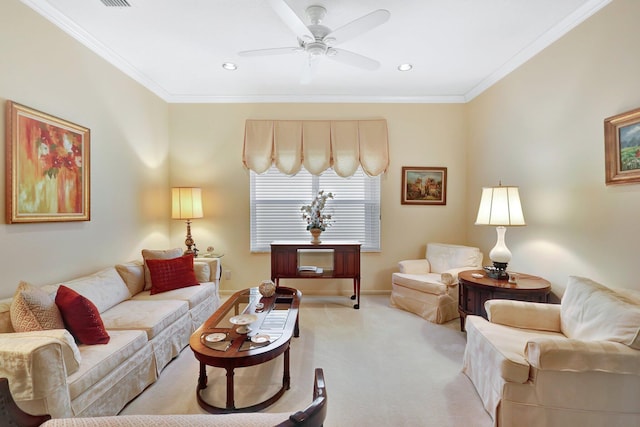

{"left": 171, "top": 187, "right": 203, "bottom": 255}
{"left": 475, "top": 183, "right": 526, "bottom": 279}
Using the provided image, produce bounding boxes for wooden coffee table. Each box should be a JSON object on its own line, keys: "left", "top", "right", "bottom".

{"left": 189, "top": 286, "right": 301, "bottom": 413}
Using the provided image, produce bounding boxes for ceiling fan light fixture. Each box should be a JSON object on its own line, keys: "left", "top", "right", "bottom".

{"left": 222, "top": 62, "right": 238, "bottom": 71}
{"left": 306, "top": 42, "right": 327, "bottom": 56}
{"left": 398, "top": 63, "right": 413, "bottom": 72}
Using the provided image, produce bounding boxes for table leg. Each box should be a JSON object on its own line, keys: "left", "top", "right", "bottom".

{"left": 197, "top": 362, "right": 208, "bottom": 390}
{"left": 350, "top": 277, "right": 360, "bottom": 309}
{"left": 225, "top": 367, "right": 235, "bottom": 410}
{"left": 283, "top": 347, "right": 290, "bottom": 390}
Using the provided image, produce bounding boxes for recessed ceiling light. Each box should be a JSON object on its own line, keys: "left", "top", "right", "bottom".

{"left": 397, "top": 63, "right": 413, "bottom": 72}
{"left": 222, "top": 62, "right": 237, "bottom": 71}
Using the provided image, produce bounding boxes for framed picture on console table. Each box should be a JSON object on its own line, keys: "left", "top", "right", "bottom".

{"left": 604, "top": 106, "right": 640, "bottom": 185}
{"left": 401, "top": 166, "right": 447, "bottom": 205}
{"left": 5, "top": 101, "right": 90, "bottom": 223}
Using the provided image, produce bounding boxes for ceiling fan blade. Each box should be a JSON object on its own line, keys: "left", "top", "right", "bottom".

{"left": 326, "top": 9, "right": 390, "bottom": 45}
{"left": 267, "top": 0, "right": 314, "bottom": 41}
{"left": 328, "top": 48, "right": 380, "bottom": 70}
{"left": 300, "top": 56, "right": 321, "bottom": 85}
{"left": 239, "top": 47, "right": 301, "bottom": 57}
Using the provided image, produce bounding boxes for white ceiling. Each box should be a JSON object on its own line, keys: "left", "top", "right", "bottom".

{"left": 22, "top": 0, "right": 610, "bottom": 103}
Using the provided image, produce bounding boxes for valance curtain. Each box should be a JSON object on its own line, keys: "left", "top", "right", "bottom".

{"left": 242, "top": 119, "right": 389, "bottom": 177}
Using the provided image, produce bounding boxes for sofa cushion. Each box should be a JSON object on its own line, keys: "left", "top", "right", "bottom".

{"left": 49, "top": 267, "right": 132, "bottom": 314}
{"left": 193, "top": 261, "right": 212, "bottom": 283}
{"left": 10, "top": 281, "right": 65, "bottom": 332}
{"left": 561, "top": 276, "right": 640, "bottom": 349}
{"left": 131, "top": 283, "right": 214, "bottom": 310}
{"left": 142, "top": 248, "right": 183, "bottom": 291}
{"left": 0, "top": 298, "right": 14, "bottom": 333}
{"left": 426, "top": 243, "right": 481, "bottom": 274}
{"left": 66, "top": 330, "right": 149, "bottom": 401}
{"left": 56, "top": 286, "right": 110, "bottom": 345}
{"left": 391, "top": 272, "right": 448, "bottom": 295}
{"left": 116, "top": 261, "right": 145, "bottom": 296}
{"left": 99, "top": 300, "right": 189, "bottom": 340}
{"left": 146, "top": 255, "right": 199, "bottom": 295}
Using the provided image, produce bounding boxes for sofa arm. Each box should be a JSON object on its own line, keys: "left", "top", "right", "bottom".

{"left": 526, "top": 338, "right": 640, "bottom": 375}
{"left": 398, "top": 259, "right": 431, "bottom": 274}
{"left": 441, "top": 266, "right": 481, "bottom": 285}
{"left": 0, "top": 330, "right": 78, "bottom": 417}
{"left": 485, "top": 300, "right": 561, "bottom": 332}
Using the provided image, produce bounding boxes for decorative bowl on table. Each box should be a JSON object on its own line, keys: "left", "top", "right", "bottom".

{"left": 259, "top": 280, "right": 276, "bottom": 297}
{"left": 229, "top": 314, "right": 258, "bottom": 334}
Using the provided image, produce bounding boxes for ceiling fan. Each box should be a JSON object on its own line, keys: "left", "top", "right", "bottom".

{"left": 239, "top": 0, "right": 390, "bottom": 83}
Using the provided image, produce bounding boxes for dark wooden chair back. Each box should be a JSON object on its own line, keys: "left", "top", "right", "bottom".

{"left": 0, "top": 378, "right": 51, "bottom": 427}
{"left": 276, "top": 368, "right": 327, "bottom": 427}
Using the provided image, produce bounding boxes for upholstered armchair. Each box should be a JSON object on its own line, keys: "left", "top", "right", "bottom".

{"left": 390, "top": 243, "right": 483, "bottom": 323}
{"left": 463, "top": 276, "right": 640, "bottom": 427}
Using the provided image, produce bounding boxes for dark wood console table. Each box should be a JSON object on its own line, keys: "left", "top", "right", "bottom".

{"left": 270, "top": 241, "right": 361, "bottom": 309}
{"left": 458, "top": 269, "right": 551, "bottom": 331}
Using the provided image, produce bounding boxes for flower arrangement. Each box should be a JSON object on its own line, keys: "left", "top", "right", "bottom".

{"left": 301, "top": 190, "right": 334, "bottom": 231}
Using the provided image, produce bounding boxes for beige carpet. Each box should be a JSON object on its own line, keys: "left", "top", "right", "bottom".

{"left": 120, "top": 294, "right": 492, "bottom": 426}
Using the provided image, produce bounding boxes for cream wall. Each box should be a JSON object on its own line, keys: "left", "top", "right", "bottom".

{"left": 467, "top": 0, "right": 640, "bottom": 297}
{"left": 168, "top": 103, "right": 469, "bottom": 295}
{"left": 4, "top": 0, "right": 636, "bottom": 302}
{"left": 0, "top": 0, "right": 170, "bottom": 298}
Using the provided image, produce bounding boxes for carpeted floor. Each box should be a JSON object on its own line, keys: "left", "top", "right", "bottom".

{"left": 120, "top": 294, "right": 492, "bottom": 426}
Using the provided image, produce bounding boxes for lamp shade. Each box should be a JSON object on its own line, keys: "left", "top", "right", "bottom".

{"left": 171, "top": 187, "right": 203, "bottom": 220}
{"left": 475, "top": 186, "right": 526, "bottom": 226}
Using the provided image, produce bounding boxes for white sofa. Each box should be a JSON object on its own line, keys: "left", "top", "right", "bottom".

{"left": 390, "top": 243, "right": 483, "bottom": 323}
{"left": 463, "top": 276, "right": 640, "bottom": 427}
{"left": 0, "top": 253, "right": 221, "bottom": 419}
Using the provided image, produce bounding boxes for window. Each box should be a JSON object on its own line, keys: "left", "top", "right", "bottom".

{"left": 250, "top": 166, "right": 381, "bottom": 252}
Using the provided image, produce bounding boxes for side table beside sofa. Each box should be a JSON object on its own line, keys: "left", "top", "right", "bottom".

{"left": 457, "top": 270, "right": 551, "bottom": 331}
{"left": 0, "top": 249, "right": 221, "bottom": 419}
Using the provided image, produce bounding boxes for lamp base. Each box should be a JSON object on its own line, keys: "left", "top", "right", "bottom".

{"left": 484, "top": 262, "right": 509, "bottom": 280}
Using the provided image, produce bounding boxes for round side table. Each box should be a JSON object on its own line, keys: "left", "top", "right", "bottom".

{"left": 457, "top": 269, "right": 551, "bottom": 331}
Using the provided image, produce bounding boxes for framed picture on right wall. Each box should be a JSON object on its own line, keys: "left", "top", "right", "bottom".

{"left": 604, "top": 106, "right": 640, "bottom": 185}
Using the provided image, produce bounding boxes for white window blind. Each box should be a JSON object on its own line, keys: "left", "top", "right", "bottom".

{"left": 250, "top": 166, "right": 381, "bottom": 252}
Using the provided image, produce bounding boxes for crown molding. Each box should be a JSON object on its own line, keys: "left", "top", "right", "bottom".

{"left": 464, "top": 0, "right": 611, "bottom": 102}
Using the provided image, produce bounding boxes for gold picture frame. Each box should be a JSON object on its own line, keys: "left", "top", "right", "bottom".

{"left": 401, "top": 166, "right": 447, "bottom": 205}
{"left": 604, "top": 107, "right": 640, "bottom": 185}
{"left": 6, "top": 101, "right": 90, "bottom": 223}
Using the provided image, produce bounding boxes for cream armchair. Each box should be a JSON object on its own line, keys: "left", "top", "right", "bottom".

{"left": 463, "top": 276, "right": 640, "bottom": 427}
{"left": 390, "top": 243, "right": 483, "bottom": 323}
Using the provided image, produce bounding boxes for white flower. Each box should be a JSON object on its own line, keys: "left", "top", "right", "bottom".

{"left": 301, "top": 190, "right": 334, "bottom": 231}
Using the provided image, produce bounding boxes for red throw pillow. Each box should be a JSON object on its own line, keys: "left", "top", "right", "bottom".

{"left": 146, "top": 254, "right": 199, "bottom": 295}
{"left": 55, "top": 285, "right": 110, "bottom": 345}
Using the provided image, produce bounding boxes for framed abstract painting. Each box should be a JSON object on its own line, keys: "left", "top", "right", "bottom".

{"left": 401, "top": 166, "right": 447, "bottom": 205}
{"left": 604, "top": 107, "right": 640, "bottom": 185}
{"left": 5, "top": 101, "right": 90, "bottom": 223}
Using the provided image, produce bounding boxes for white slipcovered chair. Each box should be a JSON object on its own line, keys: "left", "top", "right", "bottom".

{"left": 463, "top": 276, "right": 640, "bottom": 427}
{"left": 390, "top": 243, "right": 483, "bottom": 324}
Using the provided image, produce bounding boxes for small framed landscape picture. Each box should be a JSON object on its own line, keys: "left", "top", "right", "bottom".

{"left": 401, "top": 166, "right": 447, "bottom": 205}
{"left": 604, "top": 107, "right": 640, "bottom": 185}
{"left": 5, "top": 101, "right": 90, "bottom": 223}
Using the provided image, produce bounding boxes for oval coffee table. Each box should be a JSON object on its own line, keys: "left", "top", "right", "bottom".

{"left": 189, "top": 286, "right": 301, "bottom": 413}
